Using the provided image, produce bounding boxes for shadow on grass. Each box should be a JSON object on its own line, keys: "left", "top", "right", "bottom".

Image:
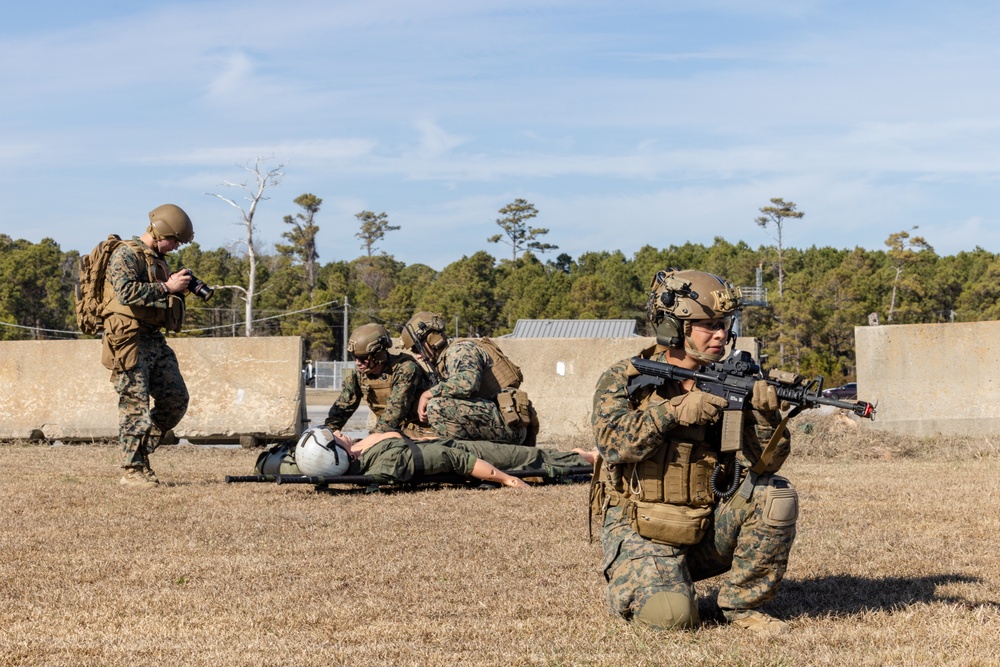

{"left": 695, "top": 573, "right": 998, "bottom": 624}
{"left": 776, "top": 573, "right": 999, "bottom": 617}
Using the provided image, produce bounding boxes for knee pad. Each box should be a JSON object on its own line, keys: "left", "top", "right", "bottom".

{"left": 762, "top": 476, "right": 798, "bottom": 528}
{"left": 635, "top": 591, "right": 699, "bottom": 629}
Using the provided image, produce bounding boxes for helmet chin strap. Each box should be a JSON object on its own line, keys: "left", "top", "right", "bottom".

{"left": 682, "top": 322, "right": 725, "bottom": 366}
{"left": 684, "top": 343, "right": 724, "bottom": 366}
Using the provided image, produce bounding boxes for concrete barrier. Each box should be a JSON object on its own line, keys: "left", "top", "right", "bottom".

{"left": 24, "top": 325, "right": 987, "bottom": 444}
{"left": 493, "top": 337, "right": 655, "bottom": 445}
{"left": 3, "top": 335, "right": 765, "bottom": 444}
{"left": 856, "top": 321, "right": 1000, "bottom": 436}
{"left": 0, "top": 337, "right": 306, "bottom": 442}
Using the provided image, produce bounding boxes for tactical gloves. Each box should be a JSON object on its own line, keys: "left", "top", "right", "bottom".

{"left": 750, "top": 379, "right": 782, "bottom": 424}
{"left": 751, "top": 380, "right": 780, "bottom": 413}
{"left": 668, "top": 391, "right": 729, "bottom": 427}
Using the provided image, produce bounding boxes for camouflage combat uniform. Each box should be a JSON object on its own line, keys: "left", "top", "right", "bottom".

{"left": 592, "top": 348, "right": 797, "bottom": 628}
{"left": 325, "top": 353, "right": 432, "bottom": 436}
{"left": 352, "top": 436, "right": 588, "bottom": 484}
{"left": 105, "top": 239, "right": 188, "bottom": 471}
{"left": 427, "top": 340, "right": 524, "bottom": 444}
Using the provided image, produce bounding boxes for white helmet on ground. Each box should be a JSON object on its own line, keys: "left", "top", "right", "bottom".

{"left": 294, "top": 427, "right": 350, "bottom": 476}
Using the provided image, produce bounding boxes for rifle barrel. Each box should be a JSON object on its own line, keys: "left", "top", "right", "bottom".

{"left": 631, "top": 356, "right": 876, "bottom": 420}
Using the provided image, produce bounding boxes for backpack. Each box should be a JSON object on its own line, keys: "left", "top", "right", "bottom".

{"left": 75, "top": 234, "right": 124, "bottom": 335}
{"left": 474, "top": 337, "right": 523, "bottom": 397}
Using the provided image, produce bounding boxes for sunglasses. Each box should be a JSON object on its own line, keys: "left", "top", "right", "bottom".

{"left": 691, "top": 318, "right": 733, "bottom": 332}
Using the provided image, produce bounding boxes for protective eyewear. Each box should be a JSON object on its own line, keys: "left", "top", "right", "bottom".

{"left": 691, "top": 318, "right": 733, "bottom": 333}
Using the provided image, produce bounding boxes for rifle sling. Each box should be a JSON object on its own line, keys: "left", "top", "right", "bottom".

{"left": 749, "top": 412, "right": 793, "bottom": 476}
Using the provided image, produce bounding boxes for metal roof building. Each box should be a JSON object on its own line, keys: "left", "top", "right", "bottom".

{"left": 506, "top": 319, "right": 639, "bottom": 338}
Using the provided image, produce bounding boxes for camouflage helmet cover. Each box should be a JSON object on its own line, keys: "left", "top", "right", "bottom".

{"left": 148, "top": 204, "right": 194, "bottom": 243}
{"left": 646, "top": 269, "right": 742, "bottom": 347}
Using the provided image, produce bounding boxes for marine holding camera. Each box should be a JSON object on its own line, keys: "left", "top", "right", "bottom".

{"left": 186, "top": 272, "right": 213, "bottom": 300}
{"left": 103, "top": 203, "right": 200, "bottom": 488}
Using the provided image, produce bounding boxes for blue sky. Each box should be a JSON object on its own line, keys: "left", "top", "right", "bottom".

{"left": 3, "top": 0, "right": 1000, "bottom": 270}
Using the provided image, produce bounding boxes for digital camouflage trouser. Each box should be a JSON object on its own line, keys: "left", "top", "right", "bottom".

{"left": 426, "top": 395, "right": 526, "bottom": 444}
{"left": 112, "top": 333, "right": 188, "bottom": 469}
{"left": 600, "top": 474, "right": 797, "bottom": 628}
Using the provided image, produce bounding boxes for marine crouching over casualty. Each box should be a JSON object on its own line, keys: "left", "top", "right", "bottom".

{"left": 590, "top": 269, "right": 798, "bottom": 636}
{"left": 89, "top": 204, "right": 206, "bottom": 488}
{"left": 325, "top": 323, "right": 434, "bottom": 438}
{"left": 401, "top": 312, "right": 534, "bottom": 445}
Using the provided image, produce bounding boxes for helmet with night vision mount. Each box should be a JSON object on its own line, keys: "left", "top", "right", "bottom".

{"left": 646, "top": 269, "right": 742, "bottom": 352}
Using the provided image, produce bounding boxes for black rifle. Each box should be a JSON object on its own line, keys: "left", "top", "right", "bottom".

{"left": 629, "top": 350, "right": 876, "bottom": 421}
{"left": 404, "top": 322, "right": 441, "bottom": 385}
{"left": 629, "top": 350, "right": 876, "bottom": 499}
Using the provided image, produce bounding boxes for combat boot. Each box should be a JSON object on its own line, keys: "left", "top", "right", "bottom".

{"left": 119, "top": 467, "right": 160, "bottom": 489}
{"left": 142, "top": 466, "right": 161, "bottom": 484}
{"left": 722, "top": 609, "right": 789, "bottom": 636}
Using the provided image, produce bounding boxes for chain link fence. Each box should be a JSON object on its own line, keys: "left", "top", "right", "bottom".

{"left": 309, "top": 361, "right": 357, "bottom": 390}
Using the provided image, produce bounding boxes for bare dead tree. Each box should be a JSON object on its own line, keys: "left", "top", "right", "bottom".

{"left": 206, "top": 157, "right": 285, "bottom": 336}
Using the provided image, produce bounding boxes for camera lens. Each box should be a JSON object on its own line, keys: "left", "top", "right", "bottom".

{"left": 188, "top": 274, "right": 214, "bottom": 301}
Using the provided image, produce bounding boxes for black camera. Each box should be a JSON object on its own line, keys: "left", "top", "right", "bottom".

{"left": 187, "top": 273, "right": 214, "bottom": 301}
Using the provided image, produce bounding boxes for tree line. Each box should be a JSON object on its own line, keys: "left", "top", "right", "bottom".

{"left": 2, "top": 191, "right": 997, "bottom": 387}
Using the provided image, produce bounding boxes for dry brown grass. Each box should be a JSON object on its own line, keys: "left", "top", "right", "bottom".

{"left": 2, "top": 416, "right": 999, "bottom": 666}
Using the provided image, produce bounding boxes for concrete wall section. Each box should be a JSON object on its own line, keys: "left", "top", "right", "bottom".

{"left": 0, "top": 337, "right": 306, "bottom": 441}
{"left": 20, "top": 327, "right": 982, "bottom": 443}
{"left": 493, "top": 337, "right": 656, "bottom": 444}
{"left": 856, "top": 322, "right": 1000, "bottom": 436}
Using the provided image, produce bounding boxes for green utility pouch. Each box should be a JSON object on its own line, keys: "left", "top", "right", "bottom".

{"left": 627, "top": 499, "right": 712, "bottom": 547}
{"left": 496, "top": 387, "right": 532, "bottom": 426}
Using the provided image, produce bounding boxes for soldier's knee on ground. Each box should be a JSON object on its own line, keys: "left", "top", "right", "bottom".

{"left": 635, "top": 591, "right": 699, "bottom": 630}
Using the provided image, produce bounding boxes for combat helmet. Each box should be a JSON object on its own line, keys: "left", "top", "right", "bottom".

{"left": 400, "top": 311, "right": 449, "bottom": 356}
{"left": 294, "top": 427, "right": 350, "bottom": 477}
{"left": 646, "top": 269, "right": 742, "bottom": 352}
{"left": 148, "top": 204, "right": 194, "bottom": 244}
{"left": 347, "top": 323, "right": 392, "bottom": 365}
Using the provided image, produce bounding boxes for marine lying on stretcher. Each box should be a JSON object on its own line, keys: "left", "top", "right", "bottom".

{"left": 240, "top": 427, "right": 596, "bottom": 489}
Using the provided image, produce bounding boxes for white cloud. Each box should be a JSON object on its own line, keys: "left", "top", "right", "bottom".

{"left": 204, "top": 51, "right": 257, "bottom": 99}
{"left": 141, "top": 139, "right": 376, "bottom": 166}
{"left": 5, "top": 0, "right": 1000, "bottom": 266}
